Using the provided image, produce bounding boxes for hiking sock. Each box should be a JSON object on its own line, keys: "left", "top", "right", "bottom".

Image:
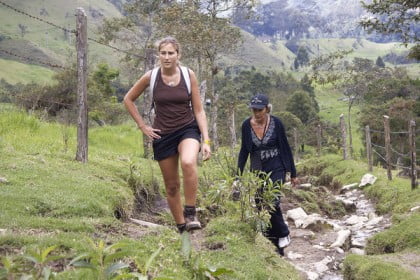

{"left": 176, "top": 223, "right": 187, "bottom": 233}
{"left": 183, "top": 205, "right": 196, "bottom": 216}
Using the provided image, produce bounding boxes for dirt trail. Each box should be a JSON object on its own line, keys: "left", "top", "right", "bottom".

{"left": 127, "top": 178, "right": 394, "bottom": 280}
{"left": 282, "top": 188, "right": 392, "bottom": 280}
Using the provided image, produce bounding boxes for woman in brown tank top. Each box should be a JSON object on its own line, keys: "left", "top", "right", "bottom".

{"left": 123, "top": 37, "right": 211, "bottom": 233}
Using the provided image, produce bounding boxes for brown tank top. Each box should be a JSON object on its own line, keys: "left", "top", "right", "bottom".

{"left": 152, "top": 68, "right": 194, "bottom": 134}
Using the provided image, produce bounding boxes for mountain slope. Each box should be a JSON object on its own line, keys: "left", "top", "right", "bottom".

{"left": 0, "top": 0, "right": 124, "bottom": 83}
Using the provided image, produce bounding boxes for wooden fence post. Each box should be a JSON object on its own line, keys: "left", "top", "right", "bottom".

{"left": 293, "top": 128, "right": 299, "bottom": 162}
{"left": 383, "top": 115, "right": 392, "bottom": 180}
{"left": 340, "top": 114, "right": 348, "bottom": 160}
{"left": 75, "top": 8, "right": 88, "bottom": 163}
{"left": 365, "top": 125, "right": 373, "bottom": 172}
{"left": 409, "top": 120, "right": 417, "bottom": 190}
{"left": 316, "top": 124, "right": 321, "bottom": 156}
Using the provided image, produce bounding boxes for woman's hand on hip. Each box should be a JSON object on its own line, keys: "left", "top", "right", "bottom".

{"left": 140, "top": 125, "right": 161, "bottom": 140}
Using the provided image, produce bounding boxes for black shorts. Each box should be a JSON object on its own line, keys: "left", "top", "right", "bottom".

{"left": 152, "top": 121, "right": 201, "bottom": 161}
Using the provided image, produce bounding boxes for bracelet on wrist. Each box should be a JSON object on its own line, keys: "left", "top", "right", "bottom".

{"left": 204, "top": 139, "right": 211, "bottom": 145}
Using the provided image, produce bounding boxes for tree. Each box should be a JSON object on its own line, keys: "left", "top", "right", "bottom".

{"left": 91, "top": 63, "right": 119, "bottom": 98}
{"left": 100, "top": 0, "right": 169, "bottom": 157}
{"left": 360, "top": 0, "right": 420, "bottom": 60}
{"left": 294, "top": 47, "right": 310, "bottom": 69}
{"left": 18, "top": 24, "right": 27, "bottom": 38}
{"left": 285, "top": 90, "right": 318, "bottom": 125}
{"left": 376, "top": 56, "right": 385, "bottom": 67}
{"left": 311, "top": 51, "right": 375, "bottom": 157}
{"left": 89, "top": 63, "right": 124, "bottom": 125}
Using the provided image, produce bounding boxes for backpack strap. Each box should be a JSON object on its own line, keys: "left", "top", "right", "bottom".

{"left": 149, "top": 67, "right": 160, "bottom": 120}
{"left": 150, "top": 67, "right": 160, "bottom": 95}
{"left": 180, "top": 66, "right": 191, "bottom": 95}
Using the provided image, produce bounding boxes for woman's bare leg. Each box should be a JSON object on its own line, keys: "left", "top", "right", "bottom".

{"left": 178, "top": 138, "right": 201, "bottom": 230}
{"left": 178, "top": 138, "right": 200, "bottom": 206}
{"left": 158, "top": 154, "right": 184, "bottom": 224}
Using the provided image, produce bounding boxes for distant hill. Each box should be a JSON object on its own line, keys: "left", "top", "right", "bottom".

{"left": 0, "top": 0, "right": 124, "bottom": 83}
{"left": 235, "top": 0, "right": 404, "bottom": 42}
{"left": 0, "top": 0, "right": 418, "bottom": 85}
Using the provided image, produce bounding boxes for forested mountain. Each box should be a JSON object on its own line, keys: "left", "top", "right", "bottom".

{"left": 234, "top": 0, "right": 410, "bottom": 42}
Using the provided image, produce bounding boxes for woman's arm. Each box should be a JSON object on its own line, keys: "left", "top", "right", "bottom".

{"left": 276, "top": 118, "right": 297, "bottom": 178}
{"left": 189, "top": 69, "right": 211, "bottom": 160}
{"left": 237, "top": 121, "right": 249, "bottom": 175}
{"left": 123, "top": 71, "right": 161, "bottom": 139}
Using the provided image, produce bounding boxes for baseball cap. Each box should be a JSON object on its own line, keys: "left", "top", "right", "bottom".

{"left": 249, "top": 94, "right": 269, "bottom": 109}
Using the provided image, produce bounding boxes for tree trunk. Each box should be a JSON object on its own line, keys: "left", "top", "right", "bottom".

{"left": 384, "top": 115, "right": 392, "bottom": 180}
{"left": 228, "top": 104, "right": 236, "bottom": 151}
{"left": 211, "top": 89, "right": 219, "bottom": 151}
{"left": 347, "top": 105, "right": 353, "bottom": 159}
{"left": 340, "top": 114, "right": 348, "bottom": 160}
{"left": 141, "top": 39, "right": 155, "bottom": 158}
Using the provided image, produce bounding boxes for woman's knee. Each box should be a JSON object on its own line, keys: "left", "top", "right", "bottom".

{"left": 165, "top": 181, "right": 180, "bottom": 197}
{"left": 180, "top": 159, "right": 197, "bottom": 173}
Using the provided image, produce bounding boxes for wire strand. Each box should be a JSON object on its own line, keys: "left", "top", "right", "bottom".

{"left": 87, "top": 37, "right": 144, "bottom": 59}
{"left": 0, "top": 48, "right": 71, "bottom": 70}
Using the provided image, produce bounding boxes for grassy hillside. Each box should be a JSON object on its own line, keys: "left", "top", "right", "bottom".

{"left": 284, "top": 38, "right": 414, "bottom": 60}
{"left": 223, "top": 30, "right": 295, "bottom": 71}
{"left": 1, "top": 104, "right": 419, "bottom": 279}
{"left": 0, "top": 104, "right": 300, "bottom": 279}
{"left": 0, "top": 0, "right": 124, "bottom": 84}
{"left": 0, "top": 57, "right": 55, "bottom": 84}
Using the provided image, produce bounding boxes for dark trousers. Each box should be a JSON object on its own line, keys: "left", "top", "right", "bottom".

{"left": 255, "top": 170, "right": 289, "bottom": 249}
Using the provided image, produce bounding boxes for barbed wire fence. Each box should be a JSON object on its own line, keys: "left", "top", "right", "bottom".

{"left": 363, "top": 116, "right": 417, "bottom": 190}
{"left": 301, "top": 114, "right": 418, "bottom": 190}
{"left": 0, "top": 1, "right": 146, "bottom": 162}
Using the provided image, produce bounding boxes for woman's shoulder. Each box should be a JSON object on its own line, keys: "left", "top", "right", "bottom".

{"left": 241, "top": 117, "right": 252, "bottom": 126}
{"left": 271, "top": 115, "right": 282, "bottom": 123}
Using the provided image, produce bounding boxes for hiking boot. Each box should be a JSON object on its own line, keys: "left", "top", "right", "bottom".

{"left": 278, "top": 235, "right": 291, "bottom": 248}
{"left": 184, "top": 206, "right": 201, "bottom": 231}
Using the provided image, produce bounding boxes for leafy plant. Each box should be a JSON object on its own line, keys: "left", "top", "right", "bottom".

{"left": 69, "top": 240, "right": 169, "bottom": 280}
{"left": 181, "top": 232, "right": 234, "bottom": 280}
{"left": 236, "top": 171, "right": 281, "bottom": 234}
{"left": 126, "top": 244, "right": 169, "bottom": 280}
{"left": 23, "top": 245, "right": 63, "bottom": 279}
{"left": 0, "top": 255, "right": 25, "bottom": 280}
{"left": 69, "top": 240, "right": 131, "bottom": 280}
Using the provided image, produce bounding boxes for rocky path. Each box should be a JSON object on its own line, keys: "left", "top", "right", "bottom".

{"left": 282, "top": 176, "right": 392, "bottom": 280}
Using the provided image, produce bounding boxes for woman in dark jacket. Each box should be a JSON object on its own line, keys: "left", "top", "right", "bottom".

{"left": 237, "top": 94, "right": 299, "bottom": 256}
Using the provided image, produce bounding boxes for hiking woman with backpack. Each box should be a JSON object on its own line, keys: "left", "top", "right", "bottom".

{"left": 124, "top": 36, "right": 211, "bottom": 233}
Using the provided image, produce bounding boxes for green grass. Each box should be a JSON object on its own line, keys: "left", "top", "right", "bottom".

{"left": 0, "top": 58, "right": 56, "bottom": 84}
{"left": 0, "top": 0, "right": 124, "bottom": 75}
{"left": 0, "top": 105, "right": 302, "bottom": 279}
{"left": 0, "top": 108, "right": 140, "bottom": 232}
{"left": 344, "top": 254, "right": 419, "bottom": 280}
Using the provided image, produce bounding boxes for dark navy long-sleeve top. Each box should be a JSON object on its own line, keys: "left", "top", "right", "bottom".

{"left": 237, "top": 115, "right": 296, "bottom": 182}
